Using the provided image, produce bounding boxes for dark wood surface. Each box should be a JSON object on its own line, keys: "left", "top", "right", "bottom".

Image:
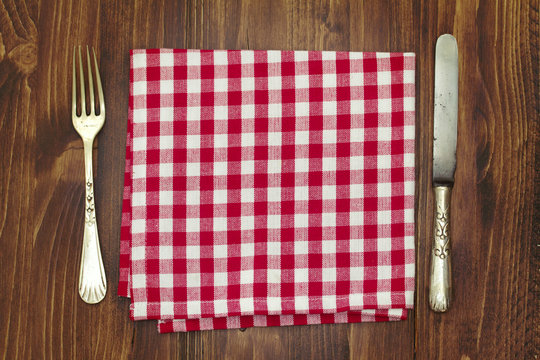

{"left": 1, "top": 0, "right": 537, "bottom": 359}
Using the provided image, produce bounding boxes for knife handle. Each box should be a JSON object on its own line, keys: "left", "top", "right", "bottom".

{"left": 429, "top": 185, "right": 452, "bottom": 312}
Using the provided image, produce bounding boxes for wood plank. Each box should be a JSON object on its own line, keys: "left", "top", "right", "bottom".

{"left": 0, "top": 2, "right": 38, "bottom": 359}
{"left": 0, "top": 0, "right": 537, "bottom": 359}
{"left": 414, "top": 0, "right": 538, "bottom": 359}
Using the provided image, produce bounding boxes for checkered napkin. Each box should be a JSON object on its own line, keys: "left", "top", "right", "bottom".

{"left": 119, "top": 49, "right": 416, "bottom": 333}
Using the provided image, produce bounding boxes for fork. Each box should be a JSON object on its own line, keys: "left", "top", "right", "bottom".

{"left": 72, "top": 46, "right": 107, "bottom": 304}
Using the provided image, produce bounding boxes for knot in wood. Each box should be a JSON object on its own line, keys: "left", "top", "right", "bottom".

{"left": 8, "top": 42, "right": 37, "bottom": 75}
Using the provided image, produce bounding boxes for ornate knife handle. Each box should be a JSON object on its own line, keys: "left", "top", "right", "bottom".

{"left": 78, "top": 139, "right": 107, "bottom": 304}
{"left": 429, "top": 186, "right": 452, "bottom": 312}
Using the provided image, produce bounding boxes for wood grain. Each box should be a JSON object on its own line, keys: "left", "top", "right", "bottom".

{"left": 0, "top": 0, "right": 537, "bottom": 359}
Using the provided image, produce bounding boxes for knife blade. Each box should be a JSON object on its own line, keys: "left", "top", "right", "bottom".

{"left": 429, "top": 34, "right": 458, "bottom": 312}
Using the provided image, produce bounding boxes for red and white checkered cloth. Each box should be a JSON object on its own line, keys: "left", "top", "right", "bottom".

{"left": 119, "top": 49, "right": 416, "bottom": 333}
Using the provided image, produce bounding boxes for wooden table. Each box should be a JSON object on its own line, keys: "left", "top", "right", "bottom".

{"left": 1, "top": 1, "right": 537, "bottom": 358}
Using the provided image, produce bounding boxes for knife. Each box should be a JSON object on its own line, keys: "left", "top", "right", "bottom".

{"left": 429, "top": 34, "right": 458, "bottom": 312}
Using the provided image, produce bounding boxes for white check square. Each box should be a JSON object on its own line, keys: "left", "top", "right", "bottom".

{"left": 322, "top": 158, "right": 336, "bottom": 172}
{"left": 242, "top": 77, "right": 255, "bottom": 91}
{"left": 213, "top": 217, "right": 228, "bottom": 232}
{"left": 295, "top": 102, "right": 309, "bottom": 116}
{"left": 160, "top": 135, "right": 174, "bottom": 149}
{"left": 213, "top": 161, "right": 228, "bottom": 176}
{"left": 213, "top": 51, "right": 228, "bottom": 65}
{"left": 322, "top": 240, "right": 336, "bottom": 254}
{"left": 322, "top": 185, "right": 336, "bottom": 200}
{"left": 185, "top": 218, "right": 200, "bottom": 232}
{"left": 323, "top": 129, "right": 337, "bottom": 144}
{"left": 378, "top": 126, "right": 392, "bottom": 141}
{"left": 132, "top": 192, "right": 146, "bottom": 207}
{"left": 213, "top": 299, "right": 227, "bottom": 315}
{"left": 241, "top": 132, "right": 255, "bottom": 147}
{"left": 322, "top": 268, "right": 337, "bottom": 282}
{"left": 268, "top": 76, "right": 282, "bottom": 90}
{"left": 267, "top": 241, "right": 281, "bottom": 255}
{"left": 187, "top": 51, "right": 201, "bottom": 66}
{"left": 322, "top": 212, "right": 336, "bottom": 227}
{"left": 323, "top": 73, "right": 337, "bottom": 88}
{"left": 186, "top": 245, "right": 200, "bottom": 259}
{"left": 185, "top": 190, "right": 199, "bottom": 205}
{"left": 242, "top": 104, "right": 255, "bottom": 119}
{"left": 214, "top": 272, "right": 228, "bottom": 286}
{"left": 187, "top": 107, "right": 201, "bottom": 121}
{"left": 241, "top": 242, "right": 254, "bottom": 257}
{"left": 160, "top": 107, "right": 174, "bottom": 122}
{"left": 267, "top": 214, "right": 281, "bottom": 229}
{"left": 186, "top": 134, "right": 201, "bottom": 149}
{"left": 267, "top": 187, "right": 281, "bottom": 202}
{"left": 378, "top": 71, "right": 391, "bottom": 85}
{"left": 214, "top": 133, "right": 228, "bottom": 148}
{"left": 213, "top": 189, "right": 228, "bottom": 204}
{"left": 160, "top": 163, "right": 173, "bottom": 177}
{"left": 240, "top": 269, "right": 254, "bottom": 284}
{"left": 322, "top": 295, "right": 337, "bottom": 309}
{"left": 295, "top": 131, "right": 310, "bottom": 145}
{"left": 267, "top": 269, "right": 281, "bottom": 284}
{"left": 187, "top": 273, "right": 201, "bottom": 287}
{"left": 377, "top": 154, "right": 392, "bottom": 169}
{"left": 240, "top": 298, "right": 254, "bottom": 313}
{"left": 349, "top": 211, "right": 364, "bottom": 226}
{"left": 241, "top": 188, "right": 255, "bottom": 203}
{"left": 187, "top": 79, "right": 201, "bottom": 93}
{"left": 378, "top": 98, "right": 392, "bottom": 113}
{"left": 323, "top": 101, "right": 337, "bottom": 116}
{"left": 377, "top": 182, "right": 392, "bottom": 196}
{"left": 268, "top": 132, "right": 282, "bottom": 147}
{"left": 132, "top": 164, "right": 146, "bottom": 179}
{"left": 294, "top": 241, "right": 308, "bottom": 255}
{"left": 294, "top": 268, "right": 309, "bottom": 282}
{"left": 214, "top": 105, "right": 228, "bottom": 120}
{"left": 241, "top": 160, "right": 255, "bottom": 174}
{"left": 295, "top": 158, "right": 309, "bottom": 172}
{"left": 241, "top": 216, "right": 255, "bottom": 230}
{"left": 160, "top": 191, "right": 173, "bottom": 205}
{"left": 295, "top": 186, "right": 309, "bottom": 201}
{"left": 159, "top": 245, "right": 173, "bottom": 260}
{"left": 133, "top": 137, "right": 147, "bottom": 152}
{"left": 267, "top": 159, "right": 281, "bottom": 174}
{"left": 133, "top": 108, "right": 147, "bottom": 123}
{"left": 132, "top": 53, "right": 147, "bottom": 68}
{"left": 294, "top": 75, "right": 309, "bottom": 89}
{"left": 268, "top": 102, "right": 282, "bottom": 117}
{"left": 186, "top": 162, "right": 200, "bottom": 176}
{"left": 294, "top": 213, "right": 309, "bottom": 227}
{"left": 133, "top": 81, "right": 147, "bottom": 96}
{"left": 160, "top": 79, "right": 174, "bottom": 94}
{"left": 160, "top": 274, "right": 174, "bottom": 288}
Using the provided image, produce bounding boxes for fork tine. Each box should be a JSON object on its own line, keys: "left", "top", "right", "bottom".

{"left": 78, "top": 46, "right": 86, "bottom": 115}
{"left": 86, "top": 46, "right": 95, "bottom": 115}
{"left": 72, "top": 46, "right": 78, "bottom": 118}
{"left": 92, "top": 48, "right": 105, "bottom": 117}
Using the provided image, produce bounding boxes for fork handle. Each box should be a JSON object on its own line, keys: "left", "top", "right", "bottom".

{"left": 78, "top": 138, "right": 107, "bottom": 304}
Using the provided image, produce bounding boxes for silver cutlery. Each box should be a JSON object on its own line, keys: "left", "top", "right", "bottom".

{"left": 429, "top": 34, "right": 458, "bottom": 312}
{"left": 72, "top": 46, "right": 107, "bottom": 304}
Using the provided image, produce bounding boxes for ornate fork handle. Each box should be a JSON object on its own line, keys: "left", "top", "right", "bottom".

{"left": 78, "top": 138, "right": 107, "bottom": 304}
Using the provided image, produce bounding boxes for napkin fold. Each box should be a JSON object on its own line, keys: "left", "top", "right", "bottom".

{"left": 119, "top": 49, "right": 416, "bottom": 333}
